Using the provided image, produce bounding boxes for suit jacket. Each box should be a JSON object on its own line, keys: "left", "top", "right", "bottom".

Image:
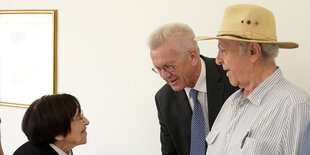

{"left": 155, "top": 56, "right": 238, "bottom": 155}
{"left": 301, "top": 122, "right": 310, "bottom": 155}
{"left": 13, "top": 141, "right": 73, "bottom": 155}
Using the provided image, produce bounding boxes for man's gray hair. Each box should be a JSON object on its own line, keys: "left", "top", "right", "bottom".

{"left": 148, "top": 23, "right": 200, "bottom": 55}
{"left": 239, "top": 42, "right": 279, "bottom": 61}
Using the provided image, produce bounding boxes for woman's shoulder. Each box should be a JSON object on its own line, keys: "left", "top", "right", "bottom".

{"left": 13, "top": 141, "right": 58, "bottom": 155}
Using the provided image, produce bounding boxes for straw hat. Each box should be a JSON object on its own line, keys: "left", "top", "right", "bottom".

{"left": 195, "top": 4, "right": 298, "bottom": 49}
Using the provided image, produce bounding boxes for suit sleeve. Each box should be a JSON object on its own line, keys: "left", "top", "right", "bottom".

{"left": 155, "top": 96, "right": 178, "bottom": 155}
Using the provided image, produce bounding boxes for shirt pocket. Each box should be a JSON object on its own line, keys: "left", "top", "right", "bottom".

{"left": 237, "top": 132, "right": 262, "bottom": 155}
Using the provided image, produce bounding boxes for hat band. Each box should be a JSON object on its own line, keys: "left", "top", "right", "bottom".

{"left": 217, "top": 34, "right": 280, "bottom": 42}
{"left": 217, "top": 34, "right": 253, "bottom": 40}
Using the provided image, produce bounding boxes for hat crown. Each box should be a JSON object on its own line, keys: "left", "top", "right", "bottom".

{"left": 195, "top": 4, "right": 298, "bottom": 49}
{"left": 218, "top": 4, "right": 277, "bottom": 41}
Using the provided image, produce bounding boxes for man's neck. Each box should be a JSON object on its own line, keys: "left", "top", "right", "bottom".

{"left": 242, "top": 62, "right": 277, "bottom": 98}
{"left": 188, "top": 58, "right": 202, "bottom": 88}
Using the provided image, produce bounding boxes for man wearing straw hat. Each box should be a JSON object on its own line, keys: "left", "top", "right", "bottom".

{"left": 195, "top": 4, "right": 310, "bottom": 154}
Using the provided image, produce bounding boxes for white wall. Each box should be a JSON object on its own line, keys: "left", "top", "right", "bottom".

{"left": 1, "top": 0, "right": 310, "bottom": 154}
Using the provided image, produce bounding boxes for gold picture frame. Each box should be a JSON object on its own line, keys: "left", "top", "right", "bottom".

{"left": 0, "top": 10, "right": 57, "bottom": 108}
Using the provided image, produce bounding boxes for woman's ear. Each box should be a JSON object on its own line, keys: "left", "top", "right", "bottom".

{"left": 55, "top": 135, "right": 65, "bottom": 141}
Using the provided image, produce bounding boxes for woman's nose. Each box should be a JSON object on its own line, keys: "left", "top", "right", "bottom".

{"left": 84, "top": 116, "right": 90, "bottom": 125}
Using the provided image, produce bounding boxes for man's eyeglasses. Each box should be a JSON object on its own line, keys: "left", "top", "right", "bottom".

{"left": 152, "top": 54, "right": 187, "bottom": 74}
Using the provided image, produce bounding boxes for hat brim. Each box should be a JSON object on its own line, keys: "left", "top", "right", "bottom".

{"left": 195, "top": 36, "right": 298, "bottom": 49}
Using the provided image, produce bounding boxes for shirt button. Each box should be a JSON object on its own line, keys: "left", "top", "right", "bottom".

{"left": 226, "top": 133, "right": 230, "bottom": 138}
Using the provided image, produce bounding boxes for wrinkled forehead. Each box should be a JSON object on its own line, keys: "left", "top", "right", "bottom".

{"left": 218, "top": 39, "right": 240, "bottom": 48}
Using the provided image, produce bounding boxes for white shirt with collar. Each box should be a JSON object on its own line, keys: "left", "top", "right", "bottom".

{"left": 49, "top": 144, "right": 72, "bottom": 155}
{"left": 184, "top": 57, "right": 210, "bottom": 136}
{"left": 206, "top": 68, "right": 310, "bottom": 155}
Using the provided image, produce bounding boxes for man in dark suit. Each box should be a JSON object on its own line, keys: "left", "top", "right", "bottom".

{"left": 148, "top": 23, "right": 237, "bottom": 155}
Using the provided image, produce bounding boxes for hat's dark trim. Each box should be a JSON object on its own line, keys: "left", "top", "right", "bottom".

{"left": 217, "top": 34, "right": 252, "bottom": 40}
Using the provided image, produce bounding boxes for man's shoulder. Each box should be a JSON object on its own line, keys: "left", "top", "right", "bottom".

{"left": 201, "top": 55, "right": 237, "bottom": 90}
{"left": 200, "top": 55, "right": 216, "bottom": 65}
{"left": 155, "top": 84, "right": 187, "bottom": 104}
{"left": 276, "top": 78, "right": 310, "bottom": 104}
{"left": 200, "top": 55, "right": 227, "bottom": 75}
{"left": 156, "top": 84, "right": 177, "bottom": 98}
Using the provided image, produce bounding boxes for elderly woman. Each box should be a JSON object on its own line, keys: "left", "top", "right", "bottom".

{"left": 14, "top": 94, "right": 89, "bottom": 155}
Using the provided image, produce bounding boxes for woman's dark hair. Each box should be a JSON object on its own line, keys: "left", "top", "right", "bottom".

{"left": 22, "top": 94, "right": 81, "bottom": 144}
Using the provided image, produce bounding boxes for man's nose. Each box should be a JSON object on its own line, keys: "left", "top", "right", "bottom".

{"left": 160, "top": 69, "right": 171, "bottom": 79}
{"left": 216, "top": 52, "right": 223, "bottom": 65}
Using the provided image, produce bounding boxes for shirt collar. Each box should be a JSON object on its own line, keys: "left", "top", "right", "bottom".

{"left": 232, "top": 67, "right": 282, "bottom": 106}
{"left": 189, "top": 57, "right": 206, "bottom": 93}
{"left": 49, "top": 144, "right": 72, "bottom": 155}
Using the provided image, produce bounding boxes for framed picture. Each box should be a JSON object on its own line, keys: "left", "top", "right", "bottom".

{"left": 0, "top": 10, "right": 57, "bottom": 108}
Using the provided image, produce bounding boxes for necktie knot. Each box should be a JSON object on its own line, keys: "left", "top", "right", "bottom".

{"left": 190, "top": 89, "right": 199, "bottom": 101}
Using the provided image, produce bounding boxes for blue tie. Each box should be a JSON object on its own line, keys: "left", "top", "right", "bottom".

{"left": 190, "top": 89, "right": 206, "bottom": 155}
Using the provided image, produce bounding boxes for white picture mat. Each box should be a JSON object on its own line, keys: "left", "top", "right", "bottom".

{"left": 0, "top": 14, "right": 54, "bottom": 105}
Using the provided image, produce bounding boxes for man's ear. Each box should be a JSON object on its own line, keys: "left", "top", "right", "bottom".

{"left": 249, "top": 43, "right": 262, "bottom": 63}
{"left": 189, "top": 49, "right": 199, "bottom": 65}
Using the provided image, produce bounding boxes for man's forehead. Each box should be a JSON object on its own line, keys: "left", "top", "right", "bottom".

{"left": 218, "top": 39, "right": 240, "bottom": 46}
{"left": 151, "top": 45, "right": 179, "bottom": 58}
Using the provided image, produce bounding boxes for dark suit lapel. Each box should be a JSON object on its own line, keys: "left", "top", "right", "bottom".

{"left": 201, "top": 56, "right": 225, "bottom": 128}
{"left": 174, "top": 90, "right": 192, "bottom": 139}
